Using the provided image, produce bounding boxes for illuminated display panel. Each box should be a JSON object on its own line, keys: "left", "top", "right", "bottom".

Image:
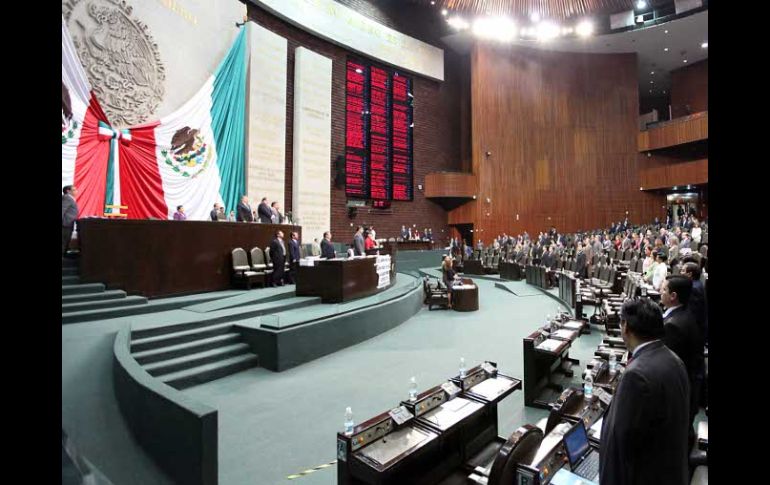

{"left": 344, "top": 59, "right": 413, "bottom": 201}
{"left": 345, "top": 60, "right": 369, "bottom": 198}
{"left": 391, "top": 73, "right": 413, "bottom": 201}
{"left": 369, "top": 66, "right": 391, "bottom": 200}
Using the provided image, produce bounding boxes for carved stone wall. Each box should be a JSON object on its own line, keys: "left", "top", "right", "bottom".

{"left": 63, "top": 0, "right": 245, "bottom": 128}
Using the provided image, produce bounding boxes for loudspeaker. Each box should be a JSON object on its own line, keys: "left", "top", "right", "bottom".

{"left": 335, "top": 155, "right": 345, "bottom": 188}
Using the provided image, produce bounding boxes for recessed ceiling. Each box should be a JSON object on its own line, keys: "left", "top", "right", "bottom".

{"left": 441, "top": 9, "right": 707, "bottom": 98}
{"left": 413, "top": 0, "right": 673, "bottom": 19}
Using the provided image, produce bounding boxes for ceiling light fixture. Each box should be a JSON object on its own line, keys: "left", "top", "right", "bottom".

{"left": 536, "top": 21, "right": 560, "bottom": 41}
{"left": 576, "top": 20, "right": 594, "bottom": 37}
{"left": 636, "top": 0, "right": 647, "bottom": 9}
{"left": 473, "top": 16, "right": 517, "bottom": 42}
{"left": 441, "top": 9, "right": 448, "bottom": 16}
{"left": 447, "top": 16, "right": 469, "bottom": 30}
{"left": 701, "top": 42, "right": 708, "bottom": 48}
{"left": 683, "top": 59, "right": 688, "bottom": 63}
{"left": 651, "top": 71, "right": 654, "bottom": 75}
{"left": 664, "top": 47, "right": 669, "bottom": 52}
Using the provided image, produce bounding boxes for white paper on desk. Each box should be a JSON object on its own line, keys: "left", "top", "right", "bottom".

{"left": 441, "top": 397, "right": 469, "bottom": 413}
{"left": 552, "top": 329, "right": 577, "bottom": 340}
{"left": 564, "top": 322, "right": 583, "bottom": 330}
{"left": 536, "top": 339, "right": 564, "bottom": 352}
{"left": 589, "top": 417, "right": 603, "bottom": 440}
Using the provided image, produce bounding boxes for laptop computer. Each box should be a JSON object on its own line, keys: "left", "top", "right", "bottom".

{"left": 562, "top": 421, "right": 600, "bottom": 483}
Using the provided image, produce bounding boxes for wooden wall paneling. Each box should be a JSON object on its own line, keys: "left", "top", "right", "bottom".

{"left": 638, "top": 112, "right": 708, "bottom": 151}
{"left": 671, "top": 59, "right": 708, "bottom": 118}
{"left": 468, "top": 44, "right": 658, "bottom": 240}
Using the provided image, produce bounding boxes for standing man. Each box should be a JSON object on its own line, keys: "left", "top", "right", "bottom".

{"left": 600, "top": 298, "right": 690, "bottom": 485}
{"left": 210, "top": 203, "right": 221, "bottom": 221}
{"left": 236, "top": 195, "right": 253, "bottom": 222}
{"left": 321, "top": 231, "right": 336, "bottom": 259}
{"left": 62, "top": 185, "right": 79, "bottom": 256}
{"left": 353, "top": 226, "right": 365, "bottom": 256}
{"left": 286, "top": 231, "right": 301, "bottom": 284}
{"left": 681, "top": 262, "right": 707, "bottom": 343}
{"left": 662, "top": 275, "right": 705, "bottom": 447}
{"left": 257, "top": 197, "right": 273, "bottom": 224}
{"left": 271, "top": 201, "right": 284, "bottom": 224}
{"left": 269, "top": 230, "right": 287, "bottom": 286}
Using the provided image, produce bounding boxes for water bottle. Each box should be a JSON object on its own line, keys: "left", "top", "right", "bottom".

{"left": 584, "top": 372, "right": 594, "bottom": 399}
{"left": 409, "top": 376, "right": 418, "bottom": 401}
{"left": 459, "top": 357, "right": 467, "bottom": 378}
{"left": 344, "top": 407, "right": 354, "bottom": 436}
{"left": 609, "top": 352, "right": 618, "bottom": 375}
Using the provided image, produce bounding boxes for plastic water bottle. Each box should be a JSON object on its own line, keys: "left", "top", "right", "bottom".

{"left": 584, "top": 372, "right": 594, "bottom": 399}
{"left": 344, "top": 407, "right": 354, "bottom": 436}
{"left": 409, "top": 376, "right": 418, "bottom": 401}
{"left": 459, "top": 357, "right": 467, "bottom": 378}
{"left": 609, "top": 352, "right": 618, "bottom": 375}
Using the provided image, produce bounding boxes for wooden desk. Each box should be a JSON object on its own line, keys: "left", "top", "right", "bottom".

{"left": 498, "top": 261, "right": 521, "bottom": 280}
{"left": 462, "top": 260, "right": 485, "bottom": 275}
{"left": 77, "top": 218, "right": 301, "bottom": 298}
{"left": 452, "top": 278, "right": 479, "bottom": 312}
{"left": 396, "top": 240, "right": 434, "bottom": 251}
{"left": 295, "top": 256, "right": 395, "bottom": 303}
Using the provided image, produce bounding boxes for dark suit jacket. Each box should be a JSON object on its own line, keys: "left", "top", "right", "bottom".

{"left": 600, "top": 341, "right": 690, "bottom": 485}
{"left": 62, "top": 194, "right": 78, "bottom": 228}
{"left": 257, "top": 202, "right": 273, "bottom": 224}
{"left": 575, "top": 251, "right": 587, "bottom": 278}
{"left": 664, "top": 306, "right": 705, "bottom": 387}
{"left": 269, "top": 238, "right": 286, "bottom": 266}
{"left": 689, "top": 280, "right": 707, "bottom": 339}
{"left": 236, "top": 203, "right": 253, "bottom": 222}
{"left": 321, "top": 239, "right": 336, "bottom": 259}
{"left": 210, "top": 209, "right": 218, "bottom": 221}
{"left": 288, "top": 239, "right": 301, "bottom": 263}
{"left": 353, "top": 233, "right": 365, "bottom": 255}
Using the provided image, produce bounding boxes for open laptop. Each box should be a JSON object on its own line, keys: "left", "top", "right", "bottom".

{"left": 562, "top": 421, "right": 600, "bottom": 483}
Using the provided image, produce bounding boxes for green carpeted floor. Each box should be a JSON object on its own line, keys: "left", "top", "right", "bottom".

{"left": 62, "top": 271, "right": 706, "bottom": 485}
{"left": 182, "top": 277, "right": 602, "bottom": 485}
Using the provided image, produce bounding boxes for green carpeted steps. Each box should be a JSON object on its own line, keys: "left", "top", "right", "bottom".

{"left": 61, "top": 292, "right": 243, "bottom": 325}
{"left": 142, "top": 342, "right": 252, "bottom": 377}
{"left": 62, "top": 295, "right": 148, "bottom": 313}
{"left": 62, "top": 275, "right": 81, "bottom": 285}
{"left": 131, "top": 323, "right": 237, "bottom": 352}
{"left": 159, "top": 353, "right": 259, "bottom": 390}
{"left": 132, "top": 332, "right": 243, "bottom": 365}
{"left": 62, "top": 289, "right": 128, "bottom": 304}
{"left": 62, "top": 283, "right": 105, "bottom": 296}
{"left": 130, "top": 296, "right": 321, "bottom": 341}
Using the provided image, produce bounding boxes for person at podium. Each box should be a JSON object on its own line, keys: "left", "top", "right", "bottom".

{"left": 365, "top": 230, "right": 377, "bottom": 251}
{"left": 321, "top": 231, "right": 336, "bottom": 259}
{"left": 442, "top": 256, "right": 458, "bottom": 309}
{"left": 353, "top": 226, "right": 365, "bottom": 256}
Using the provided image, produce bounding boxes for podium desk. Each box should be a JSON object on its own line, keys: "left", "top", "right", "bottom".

{"left": 296, "top": 256, "right": 395, "bottom": 303}
{"left": 451, "top": 279, "right": 479, "bottom": 312}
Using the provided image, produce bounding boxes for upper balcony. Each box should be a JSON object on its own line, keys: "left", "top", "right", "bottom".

{"left": 639, "top": 111, "right": 708, "bottom": 152}
{"left": 424, "top": 172, "right": 477, "bottom": 210}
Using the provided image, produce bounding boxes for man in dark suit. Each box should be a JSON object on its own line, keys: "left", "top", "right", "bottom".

{"left": 236, "top": 195, "right": 253, "bottom": 222}
{"left": 662, "top": 275, "right": 705, "bottom": 446}
{"left": 62, "top": 185, "right": 79, "bottom": 256}
{"left": 257, "top": 197, "right": 273, "bottom": 224}
{"left": 321, "top": 231, "right": 336, "bottom": 259}
{"left": 680, "top": 262, "right": 707, "bottom": 343}
{"left": 600, "top": 298, "right": 690, "bottom": 485}
{"left": 352, "top": 226, "right": 365, "bottom": 256}
{"left": 269, "top": 230, "right": 287, "bottom": 286}
{"left": 574, "top": 245, "right": 587, "bottom": 279}
{"left": 286, "top": 231, "right": 301, "bottom": 284}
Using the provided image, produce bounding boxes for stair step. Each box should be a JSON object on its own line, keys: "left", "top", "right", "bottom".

{"left": 62, "top": 289, "right": 127, "bottom": 304}
{"left": 143, "top": 343, "right": 251, "bottom": 376}
{"left": 131, "top": 296, "right": 320, "bottom": 340}
{"left": 132, "top": 333, "right": 243, "bottom": 365}
{"left": 62, "top": 267, "right": 79, "bottom": 277}
{"left": 159, "top": 353, "right": 259, "bottom": 390}
{"left": 62, "top": 275, "right": 81, "bottom": 285}
{"left": 131, "top": 323, "right": 236, "bottom": 352}
{"left": 61, "top": 295, "right": 147, "bottom": 313}
{"left": 62, "top": 283, "right": 105, "bottom": 296}
{"left": 61, "top": 258, "right": 79, "bottom": 269}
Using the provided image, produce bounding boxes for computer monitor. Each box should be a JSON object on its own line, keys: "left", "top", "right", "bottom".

{"left": 563, "top": 421, "right": 591, "bottom": 468}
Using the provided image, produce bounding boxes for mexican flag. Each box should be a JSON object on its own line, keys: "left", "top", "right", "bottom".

{"left": 61, "top": 17, "right": 247, "bottom": 220}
